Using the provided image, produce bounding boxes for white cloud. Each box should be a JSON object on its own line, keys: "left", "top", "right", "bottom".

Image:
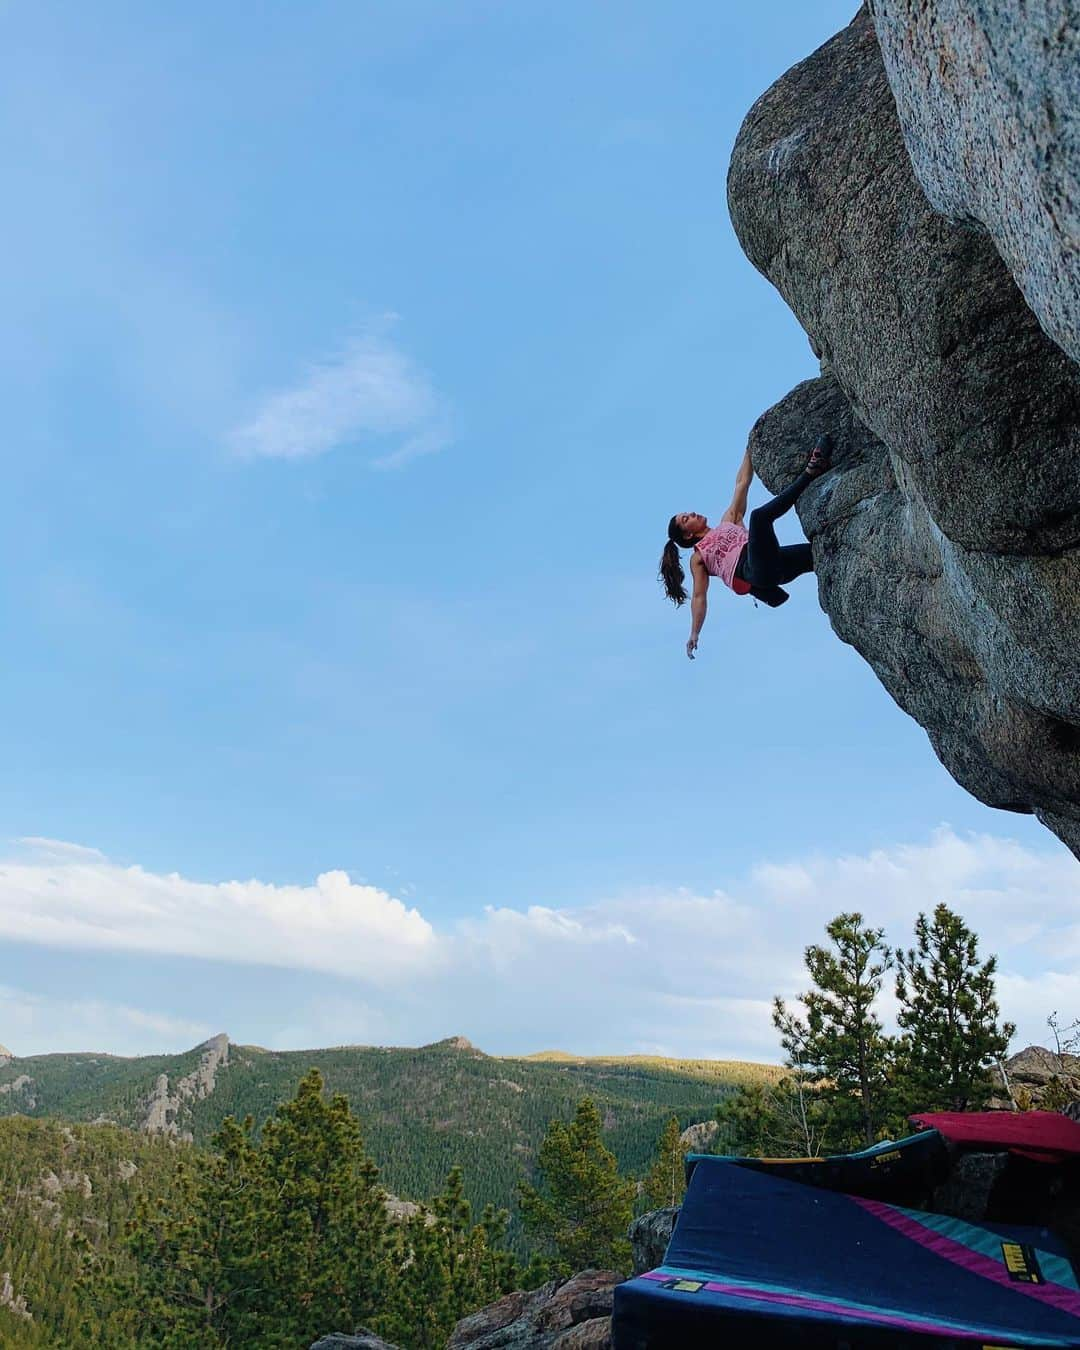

{"left": 231, "top": 332, "right": 453, "bottom": 465}
{"left": 0, "top": 845, "right": 436, "bottom": 983}
{"left": 0, "top": 828, "right": 1076, "bottom": 1060}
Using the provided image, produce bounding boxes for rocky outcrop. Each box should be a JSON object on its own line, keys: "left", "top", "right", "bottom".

{"left": 992, "top": 1044, "right": 1080, "bottom": 1107}
{"left": 930, "top": 1151, "right": 1010, "bottom": 1222}
{"left": 0, "top": 1074, "right": 36, "bottom": 1107}
{"left": 868, "top": 0, "right": 1080, "bottom": 366}
{"left": 0, "top": 1271, "right": 31, "bottom": 1322}
{"left": 629, "top": 1207, "right": 678, "bottom": 1275}
{"left": 142, "top": 1033, "right": 229, "bottom": 1139}
{"left": 383, "top": 1193, "right": 424, "bottom": 1223}
{"left": 679, "top": 1120, "right": 718, "bottom": 1153}
{"left": 447, "top": 1270, "right": 619, "bottom": 1350}
{"left": 730, "top": 8, "right": 1080, "bottom": 856}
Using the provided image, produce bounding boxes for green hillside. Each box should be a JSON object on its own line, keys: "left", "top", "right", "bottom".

{"left": 0, "top": 1036, "right": 777, "bottom": 1245}
{"left": 0, "top": 1117, "right": 184, "bottom": 1347}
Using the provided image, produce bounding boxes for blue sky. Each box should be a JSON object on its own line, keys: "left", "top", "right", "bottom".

{"left": 0, "top": 1, "right": 1073, "bottom": 1062}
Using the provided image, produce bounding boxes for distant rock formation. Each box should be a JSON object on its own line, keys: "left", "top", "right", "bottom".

{"left": 729, "top": 6, "right": 1080, "bottom": 855}
{"left": 0, "top": 1271, "right": 31, "bottom": 1323}
{"left": 425, "top": 1035, "right": 483, "bottom": 1054}
{"left": 680, "top": 1119, "right": 718, "bottom": 1153}
{"left": 992, "top": 1044, "right": 1080, "bottom": 1108}
{"left": 0, "top": 1074, "right": 36, "bottom": 1108}
{"left": 142, "top": 1033, "right": 230, "bottom": 1139}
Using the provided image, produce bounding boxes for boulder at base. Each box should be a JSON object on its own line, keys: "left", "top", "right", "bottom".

{"left": 448, "top": 1269, "right": 620, "bottom": 1350}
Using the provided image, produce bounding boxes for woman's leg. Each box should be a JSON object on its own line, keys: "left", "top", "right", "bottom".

{"left": 744, "top": 474, "right": 811, "bottom": 586}
{"left": 744, "top": 435, "right": 831, "bottom": 588}
{"left": 775, "top": 543, "right": 814, "bottom": 585}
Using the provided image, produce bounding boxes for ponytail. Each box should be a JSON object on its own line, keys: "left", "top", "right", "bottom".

{"left": 659, "top": 538, "right": 688, "bottom": 606}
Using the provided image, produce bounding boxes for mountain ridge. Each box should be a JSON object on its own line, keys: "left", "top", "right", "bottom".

{"left": 0, "top": 1032, "right": 778, "bottom": 1242}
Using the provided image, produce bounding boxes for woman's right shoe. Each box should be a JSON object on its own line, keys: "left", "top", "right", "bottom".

{"left": 805, "top": 432, "right": 834, "bottom": 478}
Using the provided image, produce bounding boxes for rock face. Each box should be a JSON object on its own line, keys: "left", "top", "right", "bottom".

{"left": 729, "top": 8, "right": 1080, "bottom": 856}
{"left": 447, "top": 1270, "right": 619, "bottom": 1350}
{"left": 142, "top": 1033, "right": 230, "bottom": 1139}
{"left": 629, "top": 1207, "right": 678, "bottom": 1275}
{"left": 868, "top": 0, "right": 1080, "bottom": 366}
{"left": 993, "top": 1044, "right": 1080, "bottom": 1107}
{"left": 0, "top": 1074, "right": 36, "bottom": 1108}
{"left": 931, "top": 1151, "right": 1010, "bottom": 1222}
{"left": 0, "top": 1271, "right": 31, "bottom": 1322}
{"left": 679, "top": 1119, "right": 718, "bottom": 1153}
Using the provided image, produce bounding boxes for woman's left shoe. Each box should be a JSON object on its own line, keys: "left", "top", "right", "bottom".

{"left": 805, "top": 432, "right": 834, "bottom": 478}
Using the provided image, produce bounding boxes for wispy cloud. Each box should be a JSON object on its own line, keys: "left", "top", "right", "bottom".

{"left": 0, "top": 983, "right": 211, "bottom": 1057}
{"left": 0, "top": 829, "right": 1076, "bottom": 1059}
{"left": 231, "top": 332, "right": 454, "bottom": 466}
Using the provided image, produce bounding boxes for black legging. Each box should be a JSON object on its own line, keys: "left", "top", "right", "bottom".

{"left": 741, "top": 471, "right": 814, "bottom": 589}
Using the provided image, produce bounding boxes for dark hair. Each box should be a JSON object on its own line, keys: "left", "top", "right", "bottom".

{"left": 659, "top": 516, "right": 692, "bottom": 605}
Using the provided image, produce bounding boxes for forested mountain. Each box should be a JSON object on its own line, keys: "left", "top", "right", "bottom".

{"left": 0, "top": 1035, "right": 779, "bottom": 1247}
{"left": 0, "top": 1117, "right": 184, "bottom": 1347}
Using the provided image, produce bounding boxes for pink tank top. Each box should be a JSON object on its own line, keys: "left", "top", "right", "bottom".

{"left": 696, "top": 523, "right": 751, "bottom": 595}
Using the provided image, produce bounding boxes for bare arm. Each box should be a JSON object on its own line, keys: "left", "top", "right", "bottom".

{"left": 686, "top": 553, "right": 709, "bottom": 659}
{"left": 721, "top": 447, "right": 754, "bottom": 525}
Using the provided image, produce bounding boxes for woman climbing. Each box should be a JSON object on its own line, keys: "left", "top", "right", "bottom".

{"left": 659, "top": 434, "right": 833, "bottom": 659}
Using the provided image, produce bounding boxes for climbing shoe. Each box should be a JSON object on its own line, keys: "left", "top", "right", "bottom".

{"left": 805, "top": 432, "right": 834, "bottom": 477}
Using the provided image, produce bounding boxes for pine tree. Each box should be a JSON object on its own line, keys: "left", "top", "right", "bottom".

{"left": 241, "top": 1068, "right": 393, "bottom": 1347}
{"left": 117, "top": 1069, "right": 394, "bottom": 1349}
{"left": 640, "top": 1116, "right": 688, "bottom": 1211}
{"left": 894, "top": 904, "right": 1015, "bottom": 1111}
{"left": 775, "top": 912, "right": 894, "bottom": 1148}
{"left": 386, "top": 1209, "right": 454, "bottom": 1350}
{"left": 716, "top": 1076, "right": 829, "bottom": 1159}
{"left": 384, "top": 1167, "right": 520, "bottom": 1349}
{"left": 715, "top": 1083, "right": 773, "bottom": 1158}
{"left": 518, "top": 1098, "right": 634, "bottom": 1276}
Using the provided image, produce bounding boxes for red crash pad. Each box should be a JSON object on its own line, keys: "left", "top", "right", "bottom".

{"left": 911, "top": 1110, "right": 1080, "bottom": 1163}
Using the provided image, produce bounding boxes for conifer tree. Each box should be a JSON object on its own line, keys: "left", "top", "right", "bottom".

{"left": 117, "top": 1069, "right": 395, "bottom": 1349}
{"left": 775, "top": 912, "right": 894, "bottom": 1148}
{"left": 386, "top": 1209, "right": 454, "bottom": 1350}
{"left": 716, "top": 1075, "right": 829, "bottom": 1159}
{"left": 518, "top": 1097, "right": 634, "bottom": 1275}
{"left": 109, "top": 1114, "right": 262, "bottom": 1347}
{"left": 894, "top": 903, "right": 1015, "bottom": 1111}
{"left": 240, "top": 1068, "right": 393, "bottom": 1346}
{"left": 715, "top": 1082, "right": 773, "bottom": 1158}
{"left": 384, "top": 1167, "right": 519, "bottom": 1348}
{"left": 640, "top": 1115, "right": 688, "bottom": 1211}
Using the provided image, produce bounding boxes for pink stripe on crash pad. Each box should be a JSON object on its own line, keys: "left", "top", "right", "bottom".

{"left": 855, "top": 1197, "right": 1080, "bottom": 1319}
{"left": 638, "top": 1269, "right": 995, "bottom": 1340}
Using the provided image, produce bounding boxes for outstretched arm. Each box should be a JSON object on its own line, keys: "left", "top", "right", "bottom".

{"left": 721, "top": 447, "right": 753, "bottom": 525}
{"left": 687, "top": 553, "right": 709, "bottom": 660}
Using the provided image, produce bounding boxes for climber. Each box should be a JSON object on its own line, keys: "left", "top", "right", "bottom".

{"left": 659, "top": 434, "right": 833, "bottom": 659}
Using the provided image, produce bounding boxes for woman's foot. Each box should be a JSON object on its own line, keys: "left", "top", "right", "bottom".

{"left": 805, "top": 432, "right": 834, "bottom": 478}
